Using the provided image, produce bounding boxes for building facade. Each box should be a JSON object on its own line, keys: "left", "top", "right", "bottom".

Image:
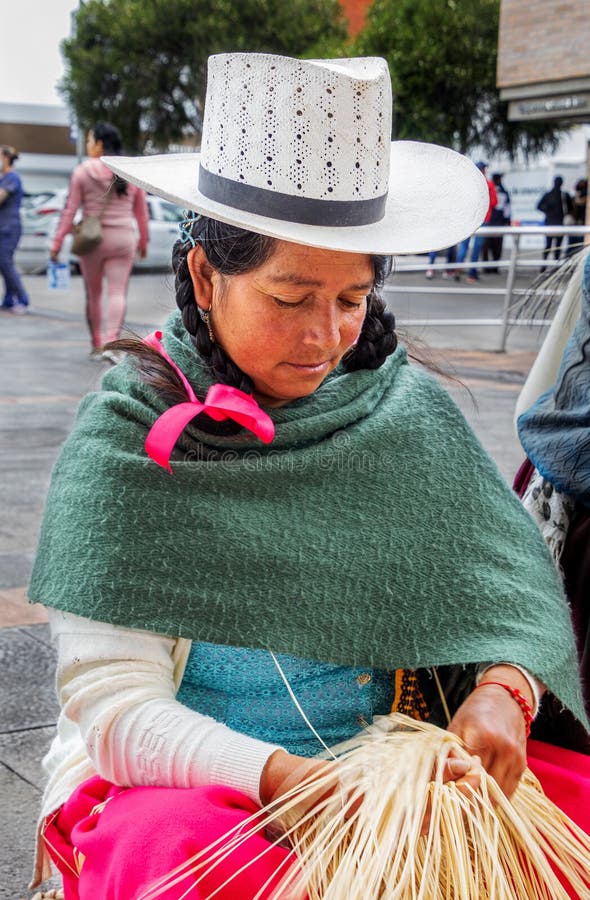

{"left": 497, "top": 0, "right": 590, "bottom": 124}
{"left": 0, "top": 102, "right": 78, "bottom": 193}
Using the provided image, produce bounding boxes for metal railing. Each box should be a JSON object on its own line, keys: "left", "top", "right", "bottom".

{"left": 384, "top": 225, "right": 590, "bottom": 351}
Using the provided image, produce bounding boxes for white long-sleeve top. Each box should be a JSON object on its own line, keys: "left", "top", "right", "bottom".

{"left": 33, "top": 608, "right": 282, "bottom": 887}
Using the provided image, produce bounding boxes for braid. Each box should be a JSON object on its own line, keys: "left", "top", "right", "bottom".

{"left": 344, "top": 253, "right": 397, "bottom": 371}
{"left": 173, "top": 242, "right": 255, "bottom": 392}
{"left": 344, "top": 290, "right": 398, "bottom": 371}
{"left": 171, "top": 218, "right": 277, "bottom": 392}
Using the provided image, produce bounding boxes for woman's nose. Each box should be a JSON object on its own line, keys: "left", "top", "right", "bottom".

{"left": 302, "top": 305, "right": 341, "bottom": 349}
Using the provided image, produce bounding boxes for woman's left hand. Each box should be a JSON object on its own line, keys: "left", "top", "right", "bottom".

{"left": 447, "top": 665, "right": 532, "bottom": 798}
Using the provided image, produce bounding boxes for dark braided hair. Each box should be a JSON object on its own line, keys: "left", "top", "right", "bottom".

{"left": 172, "top": 215, "right": 397, "bottom": 391}
{"left": 172, "top": 218, "right": 277, "bottom": 393}
{"left": 344, "top": 266, "right": 397, "bottom": 372}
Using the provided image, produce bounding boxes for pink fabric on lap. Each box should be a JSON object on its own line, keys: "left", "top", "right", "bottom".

{"left": 43, "top": 777, "right": 296, "bottom": 900}
{"left": 525, "top": 741, "right": 590, "bottom": 900}
{"left": 527, "top": 738, "right": 590, "bottom": 830}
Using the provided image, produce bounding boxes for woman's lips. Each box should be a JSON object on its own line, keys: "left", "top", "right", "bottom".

{"left": 284, "top": 360, "right": 331, "bottom": 374}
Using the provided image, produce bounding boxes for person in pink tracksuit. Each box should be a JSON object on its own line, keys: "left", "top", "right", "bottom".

{"left": 51, "top": 122, "right": 149, "bottom": 363}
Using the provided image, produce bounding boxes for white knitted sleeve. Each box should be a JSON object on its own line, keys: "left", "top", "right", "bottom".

{"left": 49, "top": 608, "right": 283, "bottom": 804}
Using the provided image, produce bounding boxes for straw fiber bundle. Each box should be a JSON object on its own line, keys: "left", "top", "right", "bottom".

{"left": 140, "top": 715, "right": 590, "bottom": 900}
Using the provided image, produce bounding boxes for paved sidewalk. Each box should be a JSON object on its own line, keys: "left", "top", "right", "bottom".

{"left": 0, "top": 272, "right": 177, "bottom": 900}
{"left": 0, "top": 269, "right": 543, "bottom": 898}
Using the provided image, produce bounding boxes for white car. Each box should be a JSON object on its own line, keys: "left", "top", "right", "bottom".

{"left": 16, "top": 189, "right": 69, "bottom": 273}
{"left": 16, "top": 191, "right": 184, "bottom": 273}
{"left": 137, "top": 195, "right": 185, "bottom": 269}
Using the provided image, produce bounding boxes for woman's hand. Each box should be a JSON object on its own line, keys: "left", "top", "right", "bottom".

{"left": 447, "top": 664, "right": 532, "bottom": 798}
{"left": 260, "top": 749, "right": 332, "bottom": 809}
{"left": 49, "top": 251, "right": 59, "bottom": 263}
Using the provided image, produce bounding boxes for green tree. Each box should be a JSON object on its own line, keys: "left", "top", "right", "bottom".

{"left": 60, "top": 0, "right": 347, "bottom": 153}
{"left": 353, "top": 0, "right": 561, "bottom": 159}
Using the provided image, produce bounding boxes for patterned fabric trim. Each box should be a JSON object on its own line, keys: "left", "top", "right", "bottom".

{"left": 522, "top": 468, "right": 575, "bottom": 565}
{"left": 391, "top": 669, "right": 429, "bottom": 721}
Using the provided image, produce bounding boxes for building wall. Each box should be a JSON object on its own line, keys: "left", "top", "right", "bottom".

{"left": 497, "top": 0, "right": 590, "bottom": 127}
{"left": 0, "top": 103, "right": 74, "bottom": 155}
{"left": 0, "top": 104, "right": 77, "bottom": 191}
{"left": 0, "top": 122, "right": 73, "bottom": 156}
{"left": 498, "top": 0, "right": 590, "bottom": 88}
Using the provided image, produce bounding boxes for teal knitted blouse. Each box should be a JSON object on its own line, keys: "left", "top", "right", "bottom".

{"left": 177, "top": 641, "right": 394, "bottom": 757}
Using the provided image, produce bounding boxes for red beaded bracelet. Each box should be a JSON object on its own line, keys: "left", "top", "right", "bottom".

{"left": 475, "top": 681, "right": 534, "bottom": 737}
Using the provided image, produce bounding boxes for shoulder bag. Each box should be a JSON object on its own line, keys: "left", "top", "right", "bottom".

{"left": 71, "top": 182, "right": 114, "bottom": 256}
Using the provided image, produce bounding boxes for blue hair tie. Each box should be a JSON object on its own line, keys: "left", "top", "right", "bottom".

{"left": 179, "top": 211, "right": 201, "bottom": 247}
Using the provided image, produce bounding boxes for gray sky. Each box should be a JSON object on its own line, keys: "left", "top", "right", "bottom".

{"left": 1, "top": 0, "right": 79, "bottom": 105}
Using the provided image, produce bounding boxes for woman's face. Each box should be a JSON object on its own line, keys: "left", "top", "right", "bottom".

{"left": 189, "top": 240, "right": 373, "bottom": 407}
{"left": 86, "top": 131, "right": 104, "bottom": 158}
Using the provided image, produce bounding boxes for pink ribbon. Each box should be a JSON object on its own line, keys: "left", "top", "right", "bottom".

{"left": 143, "top": 331, "right": 275, "bottom": 473}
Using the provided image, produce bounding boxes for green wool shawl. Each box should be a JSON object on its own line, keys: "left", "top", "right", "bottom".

{"left": 30, "top": 311, "right": 587, "bottom": 726}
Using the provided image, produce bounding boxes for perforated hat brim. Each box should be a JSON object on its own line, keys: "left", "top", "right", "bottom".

{"left": 104, "top": 140, "right": 488, "bottom": 256}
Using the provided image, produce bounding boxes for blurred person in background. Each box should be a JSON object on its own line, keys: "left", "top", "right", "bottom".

{"left": 455, "top": 160, "right": 496, "bottom": 283}
{"left": 568, "top": 177, "right": 588, "bottom": 257}
{"left": 483, "top": 172, "right": 511, "bottom": 273}
{"left": 573, "top": 178, "right": 587, "bottom": 225}
{"left": 0, "top": 145, "right": 30, "bottom": 314}
{"left": 425, "top": 244, "right": 456, "bottom": 279}
{"left": 50, "top": 122, "right": 149, "bottom": 364}
{"left": 537, "top": 175, "right": 573, "bottom": 271}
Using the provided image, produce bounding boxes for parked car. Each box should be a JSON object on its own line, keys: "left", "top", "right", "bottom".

{"left": 21, "top": 190, "right": 59, "bottom": 214}
{"left": 15, "top": 191, "right": 184, "bottom": 273}
{"left": 137, "top": 195, "right": 184, "bottom": 269}
{"left": 16, "top": 189, "right": 69, "bottom": 273}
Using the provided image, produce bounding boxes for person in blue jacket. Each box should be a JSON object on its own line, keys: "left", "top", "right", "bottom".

{"left": 0, "top": 146, "right": 29, "bottom": 314}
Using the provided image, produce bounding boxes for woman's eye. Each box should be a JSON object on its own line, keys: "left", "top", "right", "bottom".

{"left": 340, "top": 298, "right": 365, "bottom": 309}
{"left": 272, "top": 297, "right": 304, "bottom": 308}
{"left": 271, "top": 295, "right": 366, "bottom": 309}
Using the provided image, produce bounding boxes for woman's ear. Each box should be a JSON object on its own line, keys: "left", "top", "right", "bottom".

{"left": 187, "top": 245, "right": 215, "bottom": 310}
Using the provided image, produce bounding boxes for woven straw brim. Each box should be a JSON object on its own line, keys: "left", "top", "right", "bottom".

{"left": 104, "top": 140, "right": 488, "bottom": 256}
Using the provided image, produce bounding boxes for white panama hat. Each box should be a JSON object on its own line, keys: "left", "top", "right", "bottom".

{"left": 104, "top": 52, "right": 488, "bottom": 256}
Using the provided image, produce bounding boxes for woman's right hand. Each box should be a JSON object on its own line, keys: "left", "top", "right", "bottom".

{"left": 49, "top": 251, "right": 59, "bottom": 263}
{"left": 420, "top": 752, "right": 482, "bottom": 834}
